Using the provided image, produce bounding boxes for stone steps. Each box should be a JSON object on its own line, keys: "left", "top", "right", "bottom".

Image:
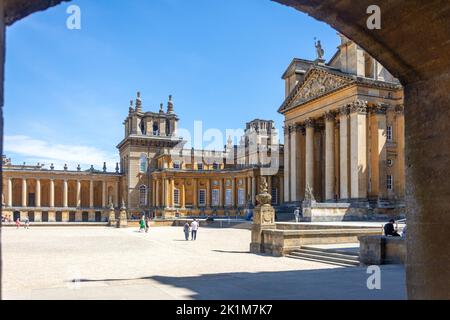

{"left": 287, "top": 248, "right": 360, "bottom": 267}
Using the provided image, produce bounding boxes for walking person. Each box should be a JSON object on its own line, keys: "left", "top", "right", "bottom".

{"left": 139, "top": 216, "right": 146, "bottom": 233}
{"left": 145, "top": 216, "right": 150, "bottom": 233}
{"left": 24, "top": 217, "right": 30, "bottom": 229}
{"left": 15, "top": 218, "right": 21, "bottom": 229}
{"left": 294, "top": 208, "right": 300, "bottom": 223}
{"left": 191, "top": 219, "right": 199, "bottom": 241}
{"left": 183, "top": 222, "right": 190, "bottom": 241}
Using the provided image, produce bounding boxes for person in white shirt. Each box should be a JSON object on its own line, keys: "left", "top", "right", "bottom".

{"left": 190, "top": 219, "right": 199, "bottom": 240}
{"left": 294, "top": 208, "right": 300, "bottom": 223}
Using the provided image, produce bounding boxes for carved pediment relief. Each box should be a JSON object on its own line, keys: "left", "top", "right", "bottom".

{"left": 290, "top": 69, "right": 351, "bottom": 107}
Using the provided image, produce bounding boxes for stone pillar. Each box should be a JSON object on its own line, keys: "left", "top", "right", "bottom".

{"left": 305, "top": 118, "right": 315, "bottom": 191}
{"left": 48, "top": 211, "right": 56, "bottom": 223}
{"left": 325, "top": 112, "right": 336, "bottom": 201}
{"left": 231, "top": 178, "right": 236, "bottom": 207}
{"left": 339, "top": 106, "right": 350, "bottom": 200}
{"left": 22, "top": 178, "right": 27, "bottom": 207}
{"left": 206, "top": 179, "right": 211, "bottom": 208}
{"left": 75, "top": 210, "right": 82, "bottom": 222}
{"left": 76, "top": 180, "right": 81, "bottom": 208}
{"left": 193, "top": 179, "right": 198, "bottom": 208}
{"left": 350, "top": 100, "right": 368, "bottom": 200}
{"left": 62, "top": 211, "right": 69, "bottom": 223}
{"left": 34, "top": 211, "right": 42, "bottom": 222}
{"left": 155, "top": 179, "right": 160, "bottom": 207}
{"left": 118, "top": 202, "right": 128, "bottom": 228}
{"left": 251, "top": 177, "right": 256, "bottom": 206}
{"left": 102, "top": 180, "right": 106, "bottom": 208}
{"left": 36, "top": 179, "right": 41, "bottom": 208}
{"left": 7, "top": 177, "right": 12, "bottom": 207}
{"left": 250, "top": 178, "right": 276, "bottom": 254}
{"left": 63, "top": 179, "right": 68, "bottom": 208}
{"left": 290, "top": 125, "right": 298, "bottom": 201}
{"left": 395, "top": 105, "right": 405, "bottom": 197}
{"left": 372, "top": 104, "right": 388, "bottom": 199}
{"left": 283, "top": 126, "right": 290, "bottom": 202}
{"left": 115, "top": 181, "right": 119, "bottom": 207}
{"left": 108, "top": 204, "right": 116, "bottom": 227}
{"left": 180, "top": 180, "right": 186, "bottom": 208}
{"left": 89, "top": 180, "right": 94, "bottom": 208}
{"left": 50, "top": 179, "right": 55, "bottom": 208}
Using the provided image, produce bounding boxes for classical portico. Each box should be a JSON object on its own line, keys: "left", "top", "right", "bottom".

{"left": 279, "top": 36, "right": 405, "bottom": 217}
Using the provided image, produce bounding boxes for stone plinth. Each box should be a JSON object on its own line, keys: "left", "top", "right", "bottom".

{"left": 117, "top": 207, "right": 128, "bottom": 228}
{"left": 359, "top": 235, "right": 406, "bottom": 265}
{"left": 108, "top": 208, "right": 117, "bottom": 227}
{"left": 250, "top": 204, "right": 276, "bottom": 254}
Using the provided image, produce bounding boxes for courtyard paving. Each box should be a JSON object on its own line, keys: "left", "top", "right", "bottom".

{"left": 1, "top": 226, "right": 406, "bottom": 300}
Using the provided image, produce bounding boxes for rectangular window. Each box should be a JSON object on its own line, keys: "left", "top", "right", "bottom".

{"left": 197, "top": 163, "right": 204, "bottom": 170}
{"left": 212, "top": 189, "right": 220, "bottom": 207}
{"left": 238, "top": 188, "right": 245, "bottom": 206}
{"left": 173, "top": 161, "right": 181, "bottom": 169}
{"left": 199, "top": 189, "right": 206, "bottom": 206}
{"left": 387, "top": 126, "right": 393, "bottom": 141}
{"left": 271, "top": 188, "right": 278, "bottom": 204}
{"left": 174, "top": 189, "right": 180, "bottom": 206}
{"left": 225, "top": 189, "right": 232, "bottom": 206}
{"left": 387, "top": 175, "right": 393, "bottom": 190}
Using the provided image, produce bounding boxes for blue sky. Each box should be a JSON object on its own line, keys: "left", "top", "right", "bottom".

{"left": 4, "top": 0, "right": 339, "bottom": 170}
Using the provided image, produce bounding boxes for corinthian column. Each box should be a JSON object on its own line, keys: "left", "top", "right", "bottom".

{"left": 350, "top": 100, "right": 368, "bottom": 200}
{"left": 290, "top": 125, "right": 298, "bottom": 201}
{"left": 372, "top": 104, "right": 388, "bottom": 200}
{"left": 63, "top": 179, "right": 68, "bottom": 208}
{"left": 283, "top": 126, "right": 290, "bottom": 202}
{"left": 36, "top": 179, "right": 41, "bottom": 207}
{"left": 89, "top": 180, "right": 94, "bottom": 208}
{"left": 325, "top": 112, "right": 336, "bottom": 201}
{"left": 305, "top": 118, "right": 315, "bottom": 192}
{"left": 76, "top": 180, "right": 81, "bottom": 207}
{"left": 339, "top": 106, "right": 350, "bottom": 200}
{"left": 50, "top": 179, "right": 55, "bottom": 208}
{"left": 22, "top": 178, "right": 27, "bottom": 207}
{"left": 7, "top": 178, "right": 12, "bottom": 207}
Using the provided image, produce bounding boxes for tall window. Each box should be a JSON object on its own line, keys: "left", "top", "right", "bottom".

{"left": 387, "top": 175, "right": 393, "bottom": 190}
{"left": 153, "top": 123, "right": 159, "bottom": 136}
{"left": 213, "top": 162, "right": 219, "bottom": 170}
{"left": 199, "top": 189, "right": 206, "bottom": 206}
{"left": 271, "top": 188, "right": 278, "bottom": 204}
{"left": 212, "top": 189, "right": 220, "bottom": 207}
{"left": 238, "top": 188, "right": 245, "bottom": 206}
{"left": 139, "top": 154, "right": 148, "bottom": 173}
{"left": 173, "top": 189, "right": 180, "bottom": 206}
{"left": 197, "top": 162, "right": 204, "bottom": 170}
{"left": 139, "top": 185, "right": 148, "bottom": 206}
{"left": 387, "top": 126, "right": 393, "bottom": 141}
{"left": 140, "top": 120, "right": 146, "bottom": 135}
{"left": 173, "top": 161, "right": 181, "bottom": 169}
{"left": 225, "top": 189, "right": 232, "bottom": 206}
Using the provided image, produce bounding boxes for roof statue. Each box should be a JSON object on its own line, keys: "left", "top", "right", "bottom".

{"left": 315, "top": 38, "right": 325, "bottom": 61}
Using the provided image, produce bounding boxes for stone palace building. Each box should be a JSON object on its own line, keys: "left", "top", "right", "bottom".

{"left": 1, "top": 35, "right": 405, "bottom": 223}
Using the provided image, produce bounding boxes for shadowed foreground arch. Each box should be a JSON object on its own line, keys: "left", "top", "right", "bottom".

{"left": 0, "top": 0, "right": 449, "bottom": 300}
{"left": 274, "top": 0, "right": 450, "bottom": 299}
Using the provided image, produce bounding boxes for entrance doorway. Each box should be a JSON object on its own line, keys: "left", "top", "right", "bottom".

{"left": 42, "top": 212, "right": 49, "bottom": 222}
{"left": 28, "top": 211, "right": 35, "bottom": 222}
{"left": 82, "top": 212, "right": 89, "bottom": 222}
{"left": 95, "top": 211, "right": 101, "bottom": 222}
{"left": 69, "top": 212, "right": 76, "bottom": 222}
{"left": 55, "top": 211, "right": 62, "bottom": 222}
{"left": 13, "top": 211, "right": 20, "bottom": 222}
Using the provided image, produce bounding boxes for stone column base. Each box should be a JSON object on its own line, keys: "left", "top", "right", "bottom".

{"left": 62, "top": 211, "right": 70, "bottom": 223}
{"left": 34, "top": 211, "right": 42, "bottom": 222}
{"left": 48, "top": 211, "right": 56, "bottom": 222}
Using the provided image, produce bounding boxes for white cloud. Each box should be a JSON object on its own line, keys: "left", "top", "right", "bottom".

{"left": 4, "top": 135, "right": 119, "bottom": 171}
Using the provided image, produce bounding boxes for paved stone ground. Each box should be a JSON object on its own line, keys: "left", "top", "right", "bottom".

{"left": 2, "top": 226, "right": 406, "bottom": 300}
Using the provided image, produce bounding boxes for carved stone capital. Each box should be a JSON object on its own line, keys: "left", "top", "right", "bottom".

{"left": 350, "top": 100, "right": 368, "bottom": 114}
{"left": 370, "top": 103, "right": 388, "bottom": 115}
{"left": 339, "top": 105, "right": 350, "bottom": 116}
{"left": 304, "top": 118, "right": 315, "bottom": 129}
{"left": 324, "top": 111, "right": 336, "bottom": 122}
{"left": 395, "top": 104, "right": 405, "bottom": 114}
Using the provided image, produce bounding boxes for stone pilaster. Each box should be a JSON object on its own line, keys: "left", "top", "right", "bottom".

{"left": 63, "top": 179, "right": 68, "bottom": 208}
{"left": 283, "top": 126, "right": 290, "bottom": 202}
{"left": 21, "top": 178, "right": 27, "bottom": 207}
{"left": 290, "top": 124, "right": 298, "bottom": 201}
{"left": 36, "top": 179, "right": 41, "bottom": 208}
{"left": 7, "top": 177, "right": 12, "bottom": 207}
{"left": 371, "top": 104, "right": 388, "bottom": 200}
{"left": 50, "top": 179, "right": 55, "bottom": 208}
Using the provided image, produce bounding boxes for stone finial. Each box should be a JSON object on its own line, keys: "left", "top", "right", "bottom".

{"left": 90, "top": 165, "right": 94, "bottom": 172}
{"left": 103, "top": 162, "right": 107, "bottom": 172}
{"left": 115, "top": 162, "right": 120, "bottom": 173}
{"left": 167, "top": 94, "right": 174, "bottom": 114}
{"left": 64, "top": 164, "right": 68, "bottom": 171}
{"left": 129, "top": 100, "right": 134, "bottom": 114}
{"left": 77, "top": 164, "right": 81, "bottom": 171}
{"left": 50, "top": 163, "right": 54, "bottom": 170}
{"left": 255, "top": 177, "right": 272, "bottom": 206}
{"left": 135, "top": 91, "right": 142, "bottom": 113}
{"left": 159, "top": 103, "right": 164, "bottom": 113}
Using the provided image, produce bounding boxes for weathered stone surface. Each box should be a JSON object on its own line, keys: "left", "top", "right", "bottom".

{"left": 4, "top": 0, "right": 70, "bottom": 26}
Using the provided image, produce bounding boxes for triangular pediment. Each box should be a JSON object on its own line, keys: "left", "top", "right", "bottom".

{"left": 279, "top": 67, "right": 353, "bottom": 113}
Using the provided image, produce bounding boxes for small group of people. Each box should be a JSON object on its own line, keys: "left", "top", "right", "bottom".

{"left": 384, "top": 219, "right": 406, "bottom": 238}
{"left": 14, "top": 217, "right": 30, "bottom": 229}
{"left": 138, "top": 216, "right": 151, "bottom": 233}
{"left": 183, "top": 219, "right": 199, "bottom": 241}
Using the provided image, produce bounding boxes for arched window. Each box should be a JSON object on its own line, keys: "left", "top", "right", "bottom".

{"left": 139, "top": 154, "right": 148, "bottom": 173}
{"left": 139, "top": 185, "right": 148, "bottom": 206}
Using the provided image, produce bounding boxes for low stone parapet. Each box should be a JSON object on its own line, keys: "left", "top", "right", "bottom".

{"left": 358, "top": 235, "right": 406, "bottom": 265}
{"left": 261, "top": 228, "right": 382, "bottom": 257}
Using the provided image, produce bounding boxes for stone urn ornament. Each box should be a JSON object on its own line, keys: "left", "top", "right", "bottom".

{"left": 256, "top": 178, "right": 272, "bottom": 207}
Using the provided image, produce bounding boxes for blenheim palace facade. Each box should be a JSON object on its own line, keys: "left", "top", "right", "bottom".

{"left": 1, "top": 35, "right": 405, "bottom": 222}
